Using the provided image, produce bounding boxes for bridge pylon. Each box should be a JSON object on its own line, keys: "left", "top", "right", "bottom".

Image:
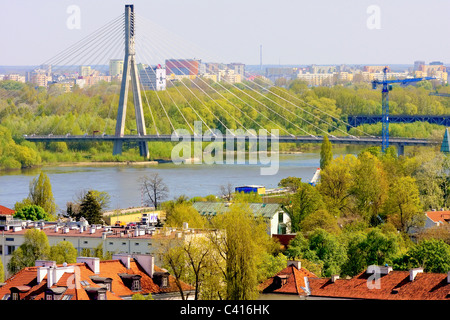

{"left": 113, "top": 4, "right": 149, "bottom": 158}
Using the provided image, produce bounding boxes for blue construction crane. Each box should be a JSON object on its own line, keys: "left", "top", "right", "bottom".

{"left": 372, "top": 67, "right": 435, "bottom": 152}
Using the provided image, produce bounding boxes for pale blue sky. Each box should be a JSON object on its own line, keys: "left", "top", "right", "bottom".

{"left": 0, "top": 0, "right": 449, "bottom": 66}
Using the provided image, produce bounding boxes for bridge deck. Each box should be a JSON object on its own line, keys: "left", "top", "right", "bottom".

{"left": 23, "top": 134, "right": 439, "bottom": 146}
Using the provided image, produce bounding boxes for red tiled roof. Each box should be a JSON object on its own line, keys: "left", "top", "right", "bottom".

{"left": 426, "top": 211, "right": 450, "bottom": 224}
{"left": 308, "top": 270, "right": 450, "bottom": 300}
{"left": 0, "top": 258, "right": 194, "bottom": 300}
{"left": 0, "top": 205, "right": 14, "bottom": 216}
{"left": 259, "top": 264, "right": 317, "bottom": 296}
{"left": 272, "top": 234, "right": 296, "bottom": 248}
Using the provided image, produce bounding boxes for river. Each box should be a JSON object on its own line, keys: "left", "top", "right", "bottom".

{"left": 0, "top": 146, "right": 364, "bottom": 213}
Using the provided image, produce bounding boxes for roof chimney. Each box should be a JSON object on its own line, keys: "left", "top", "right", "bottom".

{"left": 113, "top": 253, "right": 131, "bottom": 269}
{"left": 409, "top": 268, "right": 423, "bottom": 281}
{"left": 133, "top": 254, "right": 155, "bottom": 278}
{"left": 331, "top": 275, "right": 340, "bottom": 283}
{"left": 287, "top": 260, "right": 301, "bottom": 270}
{"left": 77, "top": 257, "right": 100, "bottom": 274}
{"left": 447, "top": 271, "right": 450, "bottom": 284}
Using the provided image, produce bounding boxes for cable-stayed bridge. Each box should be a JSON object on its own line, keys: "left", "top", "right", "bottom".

{"left": 22, "top": 5, "right": 441, "bottom": 157}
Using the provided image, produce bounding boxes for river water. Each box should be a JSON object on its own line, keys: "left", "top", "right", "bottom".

{"left": 0, "top": 146, "right": 363, "bottom": 213}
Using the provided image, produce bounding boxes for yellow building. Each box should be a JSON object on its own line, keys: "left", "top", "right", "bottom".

{"left": 106, "top": 210, "right": 163, "bottom": 226}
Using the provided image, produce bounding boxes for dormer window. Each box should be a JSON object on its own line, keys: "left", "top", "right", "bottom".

{"left": 118, "top": 273, "right": 142, "bottom": 292}
{"left": 274, "top": 275, "right": 289, "bottom": 288}
{"left": 10, "top": 286, "right": 31, "bottom": 301}
{"left": 152, "top": 271, "right": 170, "bottom": 288}
{"left": 85, "top": 287, "right": 107, "bottom": 300}
{"left": 90, "top": 276, "right": 113, "bottom": 292}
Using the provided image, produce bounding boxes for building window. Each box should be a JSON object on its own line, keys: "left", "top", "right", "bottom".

{"left": 45, "top": 293, "right": 53, "bottom": 300}
{"left": 132, "top": 279, "right": 141, "bottom": 291}
{"left": 7, "top": 246, "right": 15, "bottom": 255}
{"left": 162, "top": 277, "right": 168, "bottom": 288}
{"left": 278, "top": 212, "right": 283, "bottom": 223}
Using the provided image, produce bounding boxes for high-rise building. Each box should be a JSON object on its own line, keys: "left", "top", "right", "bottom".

{"left": 139, "top": 65, "right": 166, "bottom": 91}
{"left": 109, "top": 59, "right": 124, "bottom": 77}
{"left": 80, "top": 66, "right": 92, "bottom": 77}
{"left": 165, "top": 59, "right": 200, "bottom": 76}
{"left": 228, "top": 63, "right": 245, "bottom": 77}
{"left": 414, "top": 60, "right": 425, "bottom": 71}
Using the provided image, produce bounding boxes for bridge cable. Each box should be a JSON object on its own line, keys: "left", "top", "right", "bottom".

{"left": 136, "top": 14, "right": 324, "bottom": 137}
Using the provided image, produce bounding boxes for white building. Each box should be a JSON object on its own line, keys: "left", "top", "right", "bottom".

{"left": 139, "top": 65, "right": 166, "bottom": 91}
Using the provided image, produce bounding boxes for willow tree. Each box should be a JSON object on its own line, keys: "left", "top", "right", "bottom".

{"left": 208, "top": 202, "right": 272, "bottom": 300}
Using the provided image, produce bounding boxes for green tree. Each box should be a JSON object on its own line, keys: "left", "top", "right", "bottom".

{"left": 341, "top": 228, "right": 401, "bottom": 277}
{"left": 13, "top": 205, "right": 50, "bottom": 221}
{"left": 79, "top": 190, "right": 103, "bottom": 224}
{"left": 0, "top": 258, "right": 4, "bottom": 282}
{"left": 7, "top": 229, "right": 50, "bottom": 274}
{"left": 317, "top": 154, "right": 357, "bottom": 215}
{"left": 285, "top": 229, "right": 346, "bottom": 277}
{"left": 132, "top": 293, "right": 153, "bottom": 300}
{"left": 288, "top": 182, "right": 324, "bottom": 232}
{"left": 165, "top": 202, "right": 206, "bottom": 229}
{"left": 208, "top": 202, "right": 272, "bottom": 300}
{"left": 28, "top": 172, "right": 56, "bottom": 216}
{"left": 384, "top": 176, "right": 424, "bottom": 232}
{"left": 278, "top": 176, "right": 303, "bottom": 192}
{"left": 320, "top": 135, "right": 333, "bottom": 170}
{"left": 256, "top": 252, "right": 288, "bottom": 283}
{"left": 49, "top": 241, "right": 78, "bottom": 264}
{"left": 394, "top": 239, "right": 450, "bottom": 273}
{"left": 351, "top": 152, "right": 388, "bottom": 225}
{"left": 307, "top": 228, "right": 347, "bottom": 277}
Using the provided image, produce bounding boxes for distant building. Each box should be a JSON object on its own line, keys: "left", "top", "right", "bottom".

{"left": 235, "top": 185, "right": 266, "bottom": 195}
{"left": 3, "top": 74, "right": 25, "bottom": 83}
{"left": 414, "top": 60, "right": 425, "bottom": 71}
{"left": 0, "top": 205, "right": 14, "bottom": 227}
{"left": 139, "top": 65, "right": 166, "bottom": 91}
{"left": 79, "top": 66, "right": 92, "bottom": 77}
{"left": 165, "top": 59, "right": 200, "bottom": 76}
{"left": 424, "top": 210, "right": 450, "bottom": 228}
{"left": 296, "top": 72, "right": 335, "bottom": 86}
{"left": 109, "top": 59, "right": 124, "bottom": 77}
{"left": 227, "top": 63, "right": 245, "bottom": 77}
{"left": 415, "top": 63, "right": 447, "bottom": 83}
{"left": 192, "top": 202, "right": 290, "bottom": 236}
{"left": 0, "top": 219, "right": 208, "bottom": 278}
{"left": 27, "top": 69, "right": 51, "bottom": 87}
{"left": 218, "top": 69, "right": 242, "bottom": 84}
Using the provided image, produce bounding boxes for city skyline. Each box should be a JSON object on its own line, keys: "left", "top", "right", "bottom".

{"left": 0, "top": 0, "right": 449, "bottom": 66}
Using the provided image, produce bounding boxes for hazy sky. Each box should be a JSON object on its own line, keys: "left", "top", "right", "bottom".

{"left": 1, "top": 0, "right": 449, "bottom": 66}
